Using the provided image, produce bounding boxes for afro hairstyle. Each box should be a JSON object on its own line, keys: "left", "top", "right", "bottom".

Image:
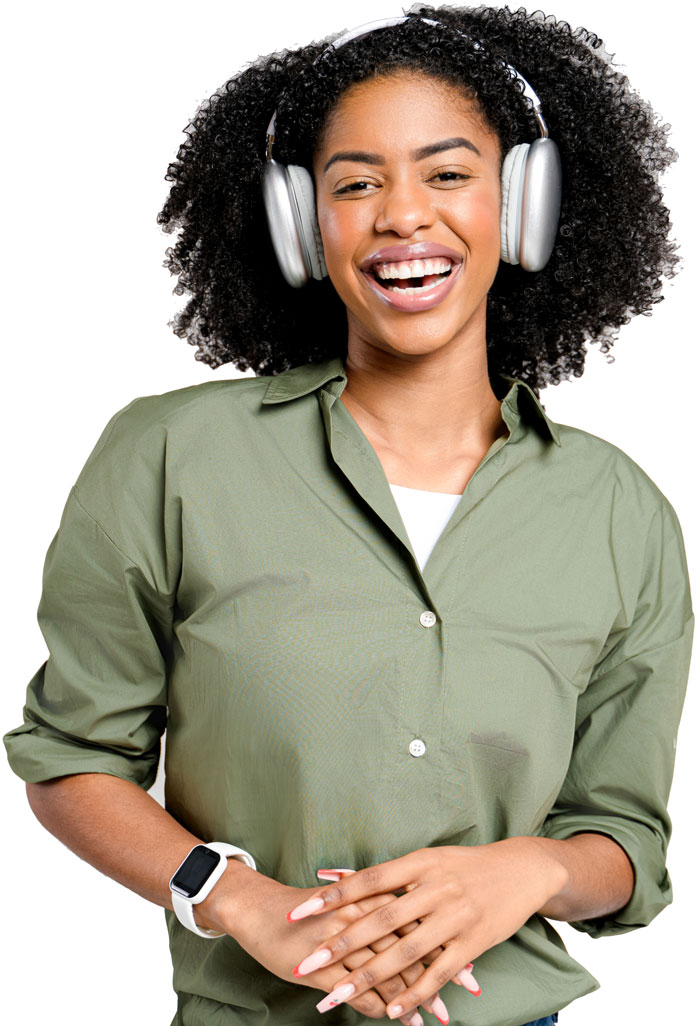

{"left": 156, "top": 3, "right": 679, "bottom": 392}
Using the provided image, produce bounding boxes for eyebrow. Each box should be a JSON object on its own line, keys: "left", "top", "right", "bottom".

{"left": 322, "top": 136, "right": 482, "bottom": 174}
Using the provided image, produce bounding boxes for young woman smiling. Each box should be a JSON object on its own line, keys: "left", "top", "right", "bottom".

{"left": 312, "top": 70, "right": 508, "bottom": 494}
{"left": 5, "top": 6, "right": 693, "bottom": 1026}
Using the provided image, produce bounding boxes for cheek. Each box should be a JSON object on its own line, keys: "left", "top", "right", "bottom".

{"left": 316, "top": 202, "right": 372, "bottom": 274}
{"left": 448, "top": 191, "right": 503, "bottom": 285}
{"left": 316, "top": 211, "right": 346, "bottom": 271}
{"left": 461, "top": 191, "right": 502, "bottom": 250}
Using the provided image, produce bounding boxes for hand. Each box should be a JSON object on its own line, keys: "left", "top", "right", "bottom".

{"left": 286, "top": 840, "right": 567, "bottom": 1020}
{"left": 200, "top": 861, "right": 458, "bottom": 1023}
{"left": 310, "top": 868, "right": 478, "bottom": 1023}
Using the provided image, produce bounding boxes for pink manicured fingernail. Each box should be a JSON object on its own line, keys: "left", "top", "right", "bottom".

{"left": 455, "top": 969, "right": 481, "bottom": 995}
{"left": 316, "top": 982, "right": 356, "bottom": 1012}
{"left": 409, "top": 1014, "right": 423, "bottom": 1026}
{"left": 431, "top": 995, "right": 450, "bottom": 1023}
{"left": 316, "top": 868, "right": 355, "bottom": 880}
{"left": 465, "top": 963, "right": 474, "bottom": 972}
{"left": 286, "top": 896, "right": 324, "bottom": 921}
{"left": 293, "top": 948, "right": 332, "bottom": 976}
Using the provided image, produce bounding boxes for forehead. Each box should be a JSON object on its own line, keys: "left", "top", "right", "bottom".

{"left": 315, "top": 70, "right": 498, "bottom": 158}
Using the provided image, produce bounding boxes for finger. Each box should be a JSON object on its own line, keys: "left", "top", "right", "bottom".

{"left": 394, "top": 965, "right": 442, "bottom": 1024}
{"left": 384, "top": 943, "right": 482, "bottom": 1021}
{"left": 358, "top": 902, "right": 455, "bottom": 1023}
{"left": 311, "top": 886, "right": 467, "bottom": 1020}
{"left": 355, "top": 931, "right": 441, "bottom": 1026}
{"left": 302, "top": 889, "right": 474, "bottom": 1002}
{"left": 288, "top": 851, "right": 427, "bottom": 921}
{"left": 346, "top": 938, "right": 423, "bottom": 1025}
{"left": 376, "top": 918, "right": 478, "bottom": 1000}
{"left": 351, "top": 892, "right": 443, "bottom": 968}
{"left": 311, "top": 918, "right": 478, "bottom": 1018}
{"left": 316, "top": 869, "right": 412, "bottom": 894}
{"left": 317, "top": 868, "right": 412, "bottom": 903}
{"left": 293, "top": 889, "right": 425, "bottom": 975}
{"left": 393, "top": 916, "right": 443, "bottom": 962}
{"left": 384, "top": 921, "right": 478, "bottom": 1001}
{"left": 299, "top": 884, "right": 460, "bottom": 1021}
{"left": 313, "top": 956, "right": 389, "bottom": 1018}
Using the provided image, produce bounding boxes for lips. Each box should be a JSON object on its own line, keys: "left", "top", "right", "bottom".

{"left": 359, "top": 242, "right": 464, "bottom": 313}
{"left": 359, "top": 242, "right": 464, "bottom": 269}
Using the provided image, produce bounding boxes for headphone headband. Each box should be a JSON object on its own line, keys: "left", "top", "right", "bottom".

{"left": 265, "top": 14, "right": 549, "bottom": 159}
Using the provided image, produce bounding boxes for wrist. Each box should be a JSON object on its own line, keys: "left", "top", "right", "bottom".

{"left": 527, "top": 832, "right": 635, "bottom": 921}
{"left": 192, "top": 856, "right": 255, "bottom": 936}
{"left": 491, "top": 835, "right": 569, "bottom": 910}
{"left": 523, "top": 835, "right": 571, "bottom": 910}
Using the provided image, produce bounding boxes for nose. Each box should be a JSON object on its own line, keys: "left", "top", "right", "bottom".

{"left": 373, "top": 177, "right": 437, "bottom": 237}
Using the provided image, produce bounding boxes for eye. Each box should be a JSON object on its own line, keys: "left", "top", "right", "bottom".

{"left": 429, "top": 170, "right": 471, "bottom": 185}
{"left": 333, "top": 180, "right": 376, "bottom": 196}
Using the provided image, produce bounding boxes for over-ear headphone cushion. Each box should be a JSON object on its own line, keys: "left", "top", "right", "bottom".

{"left": 500, "top": 143, "right": 530, "bottom": 265}
{"left": 286, "top": 165, "right": 327, "bottom": 280}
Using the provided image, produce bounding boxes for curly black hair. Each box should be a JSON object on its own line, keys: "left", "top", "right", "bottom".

{"left": 156, "top": 3, "right": 678, "bottom": 391}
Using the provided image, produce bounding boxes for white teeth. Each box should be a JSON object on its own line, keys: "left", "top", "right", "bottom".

{"left": 374, "top": 257, "right": 453, "bottom": 280}
{"left": 385, "top": 273, "right": 449, "bottom": 294}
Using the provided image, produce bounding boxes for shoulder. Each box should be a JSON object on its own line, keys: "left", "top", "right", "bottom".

{"left": 552, "top": 421, "right": 686, "bottom": 551}
{"left": 556, "top": 420, "right": 677, "bottom": 511}
{"left": 86, "top": 376, "right": 270, "bottom": 451}
{"left": 76, "top": 375, "right": 274, "bottom": 478}
{"left": 71, "top": 375, "right": 272, "bottom": 519}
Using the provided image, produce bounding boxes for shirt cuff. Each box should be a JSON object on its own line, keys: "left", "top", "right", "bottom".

{"left": 538, "top": 815, "right": 672, "bottom": 938}
{"left": 4, "top": 715, "right": 162, "bottom": 791}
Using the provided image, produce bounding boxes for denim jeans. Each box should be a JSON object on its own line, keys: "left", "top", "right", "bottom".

{"left": 520, "top": 1015, "right": 559, "bottom": 1026}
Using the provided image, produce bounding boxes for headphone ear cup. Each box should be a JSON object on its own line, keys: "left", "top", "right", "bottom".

{"left": 261, "top": 158, "right": 310, "bottom": 288}
{"left": 500, "top": 143, "right": 529, "bottom": 265}
{"left": 518, "top": 138, "right": 562, "bottom": 272}
{"left": 286, "top": 165, "right": 327, "bottom": 281}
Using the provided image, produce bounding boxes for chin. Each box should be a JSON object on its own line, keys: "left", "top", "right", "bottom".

{"left": 353, "top": 307, "right": 484, "bottom": 355}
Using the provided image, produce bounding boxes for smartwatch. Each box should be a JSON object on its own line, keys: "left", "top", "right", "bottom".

{"left": 169, "top": 841, "right": 257, "bottom": 938}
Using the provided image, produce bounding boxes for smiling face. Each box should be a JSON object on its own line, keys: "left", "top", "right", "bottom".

{"left": 312, "top": 70, "right": 503, "bottom": 359}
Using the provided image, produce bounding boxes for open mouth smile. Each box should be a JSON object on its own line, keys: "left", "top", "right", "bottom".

{"left": 359, "top": 247, "right": 464, "bottom": 312}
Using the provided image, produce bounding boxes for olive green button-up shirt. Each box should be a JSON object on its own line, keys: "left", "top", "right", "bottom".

{"left": 4, "top": 355, "right": 695, "bottom": 1026}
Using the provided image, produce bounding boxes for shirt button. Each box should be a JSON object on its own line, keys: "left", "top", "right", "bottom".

{"left": 419, "top": 611, "right": 437, "bottom": 627}
{"left": 409, "top": 739, "right": 426, "bottom": 757}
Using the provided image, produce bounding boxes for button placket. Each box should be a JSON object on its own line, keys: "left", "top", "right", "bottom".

{"left": 406, "top": 612, "right": 437, "bottom": 762}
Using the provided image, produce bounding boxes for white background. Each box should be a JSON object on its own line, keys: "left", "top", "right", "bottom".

{"left": 1, "top": 1, "right": 697, "bottom": 1023}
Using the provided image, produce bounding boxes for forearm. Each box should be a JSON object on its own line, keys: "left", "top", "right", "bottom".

{"left": 506, "top": 831, "right": 635, "bottom": 922}
{"left": 25, "top": 772, "right": 253, "bottom": 932}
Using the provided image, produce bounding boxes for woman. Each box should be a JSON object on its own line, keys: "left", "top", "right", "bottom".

{"left": 3, "top": 4, "right": 694, "bottom": 1026}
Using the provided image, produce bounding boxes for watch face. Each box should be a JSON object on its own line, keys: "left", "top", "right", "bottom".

{"left": 170, "top": 845, "right": 221, "bottom": 898}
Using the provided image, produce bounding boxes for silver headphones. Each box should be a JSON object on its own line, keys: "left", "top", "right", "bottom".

{"left": 261, "top": 15, "right": 562, "bottom": 287}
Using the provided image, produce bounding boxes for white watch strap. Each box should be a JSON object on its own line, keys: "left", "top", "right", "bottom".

{"left": 207, "top": 841, "right": 257, "bottom": 870}
{"left": 171, "top": 842, "right": 257, "bottom": 939}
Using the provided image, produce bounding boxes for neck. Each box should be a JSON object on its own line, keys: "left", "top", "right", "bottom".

{"left": 338, "top": 335, "right": 507, "bottom": 464}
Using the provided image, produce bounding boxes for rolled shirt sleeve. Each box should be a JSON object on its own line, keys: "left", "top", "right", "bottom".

{"left": 539, "top": 496, "right": 695, "bottom": 937}
{"left": 3, "top": 400, "right": 177, "bottom": 789}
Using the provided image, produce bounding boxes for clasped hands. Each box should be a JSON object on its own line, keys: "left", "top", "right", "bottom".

{"left": 286, "top": 839, "right": 566, "bottom": 1023}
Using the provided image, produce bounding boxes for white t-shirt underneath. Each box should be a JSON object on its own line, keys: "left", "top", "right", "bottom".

{"left": 389, "top": 482, "right": 464, "bottom": 572}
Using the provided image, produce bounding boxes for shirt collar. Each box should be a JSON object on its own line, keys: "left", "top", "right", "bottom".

{"left": 261, "top": 355, "right": 561, "bottom": 447}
